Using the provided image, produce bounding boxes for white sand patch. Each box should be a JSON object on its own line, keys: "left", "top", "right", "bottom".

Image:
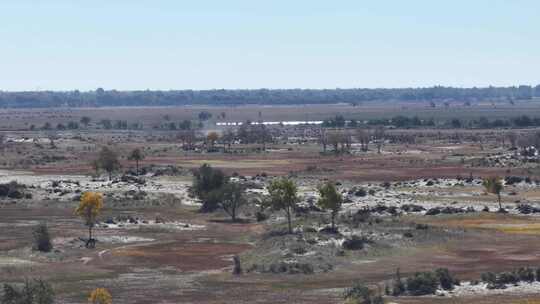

{"left": 0, "top": 256, "right": 37, "bottom": 266}
{"left": 99, "top": 220, "right": 205, "bottom": 231}
{"left": 439, "top": 281, "right": 540, "bottom": 297}
{"left": 98, "top": 236, "right": 155, "bottom": 244}
{"left": 0, "top": 220, "right": 40, "bottom": 228}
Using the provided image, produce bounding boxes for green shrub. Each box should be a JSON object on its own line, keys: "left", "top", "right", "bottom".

{"left": 343, "top": 282, "right": 382, "bottom": 304}
{"left": 1, "top": 279, "right": 54, "bottom": 304}
{"left": 354, "top": 188, "right": 367, "bottom": 197}
{"left": 435, "top": 268, "right": 456, "bottom": 290}
{"left": 32, "top": 223, "right": 52, "bottom": 253}
{"left": 481, "top": 272, "right": 496, "bottom": 285}
{"left": 343, "top": 235, "right": 371, "bottom": 251}
{"left": 497, "top": 272, "right": 519, "bottom": 285}
{"left": 517, "top": 267, "right": 535, "bottom": 283}
{"left": 405, "top": 272, "right": 439, "bottom": 296}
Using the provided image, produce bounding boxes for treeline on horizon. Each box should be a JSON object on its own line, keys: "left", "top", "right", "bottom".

{"left": 322, "top": 114, "right": 540, "bottom": 129}
{"left": 0, "top": 85, "right": 539, "bottom": 108}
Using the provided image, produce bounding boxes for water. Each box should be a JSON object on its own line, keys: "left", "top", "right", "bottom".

{"left": 216, "top": 120, "right": 323, "bottom": 126}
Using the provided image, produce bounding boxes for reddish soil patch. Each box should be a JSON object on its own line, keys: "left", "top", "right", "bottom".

{"left": 113, "top": 241, "right": 252, "bottom": 272}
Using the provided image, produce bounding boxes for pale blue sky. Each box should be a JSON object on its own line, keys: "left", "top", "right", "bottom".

{"left": 1, "top": 0, "right": 539, "bottom": 91}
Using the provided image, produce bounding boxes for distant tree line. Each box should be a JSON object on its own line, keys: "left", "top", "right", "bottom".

{"left": 322, "top": 114, "right": 540, "bottom": 129}
{"left": 1, "top": 85, "right": 539, "bottom": 108}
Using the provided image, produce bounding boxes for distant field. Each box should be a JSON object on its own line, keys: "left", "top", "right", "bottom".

{"left": 0, "top": 100, "right": 540, "bottom": 130}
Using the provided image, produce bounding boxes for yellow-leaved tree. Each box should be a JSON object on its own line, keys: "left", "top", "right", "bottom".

{"left": 75, "top": 192, "right": 103, "bottom": 248}
{"left": 89, "top": 288, "right": 112, "bottom": 304}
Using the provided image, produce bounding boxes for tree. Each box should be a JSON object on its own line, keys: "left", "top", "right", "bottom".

{"left": 327, "top": 130, "right": 343, "bottom": 154}
{"left": 100, "top": 119, "right": 112, "bottom": 130}
{"left": 192, "top": 164, "right": 227, "bottom": 212}
{"left": 267, "top": 178, "right": 299, "bottom": 234}
{"left": 198, "top": 111, "right": 212, "bottom": 121}
{"left": 356, "top": 128, "right": 370, "bottom": 152}
{"left": 91, "top": 159, "right": 101, "bottom": 177}
{"left": 128, "top": 148, "right": 145, "bottom": 176}
{"left": 318, "top": 128, "right": 328, "bottom": 153}
{"left": 483, "top": 176, "right": 503, "bottom": 210}
{"left": 80, "top": 116, "right": 91, "bottom": 127}
{"left": 88, "top": 288, "right": 112, "bottom": 304}
{"left": 221, "top": 129, "right": 235, "bottom": 152}
{"left": 178, "top": 130, "right": 195, "bottom": 150}
{"left": 317, "top": 182, "right": 343, "bottom": 231}
{"left": 374, "top": 126, "right": 385, "bottom": 154}
{"left": 220, "top": 182, "right": 247, "bottom": 222}
{"left": 207, "top": 132, "right": 219, "bottom": 150}
{"left": 75, "top": 192, "right": 104, "bottom": 248}
{"left": 98, "top": 147, "right": 121, "bottom": 180}
{"left": 47, "top": 131, "right": 58, "bottom": 149}
{"left": 507, "top": 132, "right": 518, "bottom": 149}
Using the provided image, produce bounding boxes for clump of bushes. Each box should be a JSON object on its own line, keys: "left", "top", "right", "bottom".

{"left": 343, "top": 282, "right": 384, "bottom": 304}
{"left": 1, "top": 279, "right": 54, "bottom": 304}
{"left": 405, "top": 272, "right": 439, "bottom": 295}
{"left": 0, "top": 181, "right": 28, "bottom": 199}
{"left": 504, "top": 176, "right": 523, "bottom": 185}
{"left": 389, "top": 268, "right": 458, "bottom": 296}
{"left": 248, "top": 262, "right": 315, "bottom": 274}
{"left": 481, "top": 267, "right": 538, "bottom": 289}
{"left": 354, "top": 188, "right": 367, "bottom": 197}
{"left": 342, "top": 235, "right": 373, "bottom": 251}
{"left": 32, "top": 223, "right": 52, "bottom": 252}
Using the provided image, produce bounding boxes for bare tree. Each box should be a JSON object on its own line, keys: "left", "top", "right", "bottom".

{"left": 318, "top": 128, "right": 328, "bottom": 153}
{"left": 221, "top": 129, "right": 236, "bottom": 152}
{"left": 356, "top": 128, "right": 370, "bottom": 152}
{"left": 507, "top": 132, "right": 518, "bottom": 150}
{"left": 374, "top": 127, "right": 385, "bottom": 154}
{"left": 178, "top": 130, "right": 196, "bottom": 150}
{"left": 327, "top": 130, "right": 342, "bottom": 154}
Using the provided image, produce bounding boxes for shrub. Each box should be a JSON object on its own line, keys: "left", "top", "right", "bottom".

{"left": 405, "top": 272, "right": 439, "bottom": 295}
{"left": 498, "top": 272, "right": 519, "bottom": 285}
{"left": 343, "top": 282, "right": 376, "bottom": 304}
{"left": 0, "top": 181, "right": 26, "bottom": 199}
{"left": 517, "top": 267, "right": 535, "bottom": 283}
{"left": 354, "top": 188, "right": 367, "bottom": 197}
{"left": 415, "top": 223, "right": 429, "bottom": 230}
{"left": 343, "top": 235, "right": 371, "bottom": 251}
{"left": 88, "top": 288, "right": 112, "bottom": 304}
{"left": 32, "top": 223, "right": 52, "bottom": 252}
{"left": 435, "top": 268, "right": 456, "bottom": 290}
{"left": 290, "top": 244, "right": 307, "bottom": 255}
{"left": 1, "top": 279, "right": 54, "bottom": 304}
{"left": 505, "top": 176, "right": 523, "bottom": 185}
{"left": 255, "top": 211, "right": 268, "bottom": 222}
{"left": 392, "top": 268, "right": 406, "bottom": 296}
{"left": 232, "top": 255, "right": 242, "bottom": 275}
{"left": 481, "top": 272, "right": 497, "bottom": 285}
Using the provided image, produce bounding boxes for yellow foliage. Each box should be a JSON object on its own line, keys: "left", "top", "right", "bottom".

{"left": 75, "top": 192, "right": 103, "bottom": 226}
{"left": 207, "top": 132, "right": 219, "bottom": 141}
{"left": 88, "top": 288, "right": 112, "bottom": 304}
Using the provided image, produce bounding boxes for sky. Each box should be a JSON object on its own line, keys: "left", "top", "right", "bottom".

{"left": 1, "top": 0, "right": 539, "bottom": 91}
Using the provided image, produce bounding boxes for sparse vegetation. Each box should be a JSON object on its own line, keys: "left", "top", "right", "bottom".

{"left": 1, "top": 279, "right": 54, "bottom": 304}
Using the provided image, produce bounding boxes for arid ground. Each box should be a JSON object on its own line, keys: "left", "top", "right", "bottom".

{"left": 2, "top": 103, "right": 540, "bottom": 303}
